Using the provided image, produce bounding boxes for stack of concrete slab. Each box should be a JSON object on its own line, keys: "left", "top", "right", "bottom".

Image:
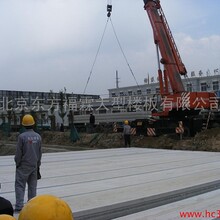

{"left": 1, "top": 148, "right": 220, "bottom": 219}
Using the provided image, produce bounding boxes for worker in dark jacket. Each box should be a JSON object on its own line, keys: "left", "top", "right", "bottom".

{"left": 89, "top": 113, "right": 95, "bottom": 125}
{"left": 0, "top": 196, "right": 14, "bottom": 216}
{"left": 123, "top": 120, "right": 131, "bottom": 147}
{"left": 14, "top": 114, "right": 42, "bottom": 212}
{"left": 89, "top": 113, "right": 95, "bottom": 133}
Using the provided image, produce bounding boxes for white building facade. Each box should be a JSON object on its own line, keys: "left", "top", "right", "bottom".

{"left": 108, "top": 75, "right": 220, "bottom": 98}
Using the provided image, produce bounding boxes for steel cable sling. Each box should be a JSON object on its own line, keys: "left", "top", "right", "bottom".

{"left": 83, "top": 17, "right": 110, "bottom": 94}
{"left": 83, "top": 2, "right": 140, "bottom": 94}
{"left": 109, "top": 17, "right": 140, "bottom": 89}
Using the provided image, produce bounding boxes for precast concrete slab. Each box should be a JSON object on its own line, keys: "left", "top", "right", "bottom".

{"left": 114, "top": 189, "right": 220, "bottom": 220}
{"left": 1, "top": 148, "right": 220, "bottom": 219}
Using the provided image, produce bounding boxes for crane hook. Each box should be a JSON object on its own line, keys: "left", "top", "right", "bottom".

{"left": 107, "top": 3, "right": 112, "bottom": 17}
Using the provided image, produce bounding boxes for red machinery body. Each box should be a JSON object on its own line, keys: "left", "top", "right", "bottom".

{"left": 159, "top": 92, "right": 217, "bottom": 117}
{"left": 143, "top": 0, "right": 217, "bottom": 118}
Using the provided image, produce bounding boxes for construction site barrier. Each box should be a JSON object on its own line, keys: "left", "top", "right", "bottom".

{"left": 130, "top": 128, "right": 136, "bottom": 136}
{"left": 113, "top": 122, "right": 117, "bottom": 133}
{"left": 147, "top": 128, "right": 156, "bottom": 136}
{"left": 175, "top": 121, "right": 184, "bottom": 134}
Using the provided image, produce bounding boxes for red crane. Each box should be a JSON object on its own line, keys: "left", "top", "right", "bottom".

{"left": 143, "top": 0, "right": 217, "bottom": 118}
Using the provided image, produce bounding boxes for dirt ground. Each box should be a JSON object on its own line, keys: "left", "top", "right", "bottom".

{"left": 1, "top": 128, "right": 220, "bottom": 156}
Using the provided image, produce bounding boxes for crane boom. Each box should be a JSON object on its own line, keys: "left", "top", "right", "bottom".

{"left": 143, "top": 0, "right": 217, "bottom": 118}
{"left": 144, "top": 0, "right": 186, "bottom": 94}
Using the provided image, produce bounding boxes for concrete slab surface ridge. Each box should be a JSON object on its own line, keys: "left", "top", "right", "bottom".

{"left": 1, "top": 148, "right": 220, "bottom": 219}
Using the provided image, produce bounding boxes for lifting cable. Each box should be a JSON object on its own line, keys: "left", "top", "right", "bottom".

{"left": 83, "top": 1, "right": 140, "bottom": 94}
{"left": 109, "top": 17, "right": 140, "bottom": 89}
{"left": 83, "top": 17, "right": 110, "bottom": 94}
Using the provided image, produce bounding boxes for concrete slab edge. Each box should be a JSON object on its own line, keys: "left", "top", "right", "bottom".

{"left": 73, "top": 179, "right": 220, "bottom": 220}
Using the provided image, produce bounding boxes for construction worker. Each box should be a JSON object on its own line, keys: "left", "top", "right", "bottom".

{"left": 123, "top": 120, "right": 131, "bottom": 147}
{"left": 0, "top": 215, "right": 16, "bottom": 220}
{"left": 14, "top": 114, "right": 42, "bottom": 212}
{"left": 60, "top": 123, "right": 64, "bottom": 132}
{"left": 18, "top": 194, "right": 74, "bottom": 220}
{"left": 89, "top": 112, "right": 95, "bottom": 133}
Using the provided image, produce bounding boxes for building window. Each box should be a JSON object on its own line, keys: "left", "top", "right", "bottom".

{"left": 128, "top": 90, "right": 132, "bottom": 96}
{"left": 186, "top": 83, "right": 192, "bottom": 92}
{"left": 200, "top": 83, "right": 207, "bottom": 91}
{"left": 137, "top": 89, "right": 142, "bottom": 95}
{"left": 119, "top": 91, "right": 124, "bottom": 96}
{"left": 146, "top": 89, "right": 151, "bottom": 94}
{"left": 156, "top": 88, "right": 160, "bottom": 94}
{"left": 111, "top": 92, "right": 116, "bottom": 97}
{"left": 213, "top": 81, "right": 219, "bottom": 91}
{"left": 24, "top": 92, "right": 29, "bottom": 98}
{"left": 2, "top": 90, "right": 7, "bottom": 97}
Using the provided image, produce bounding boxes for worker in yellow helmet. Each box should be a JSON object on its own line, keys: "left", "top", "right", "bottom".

{"left": 0, "top": 215, "right": 16, "bottom": 220}
{"left": 14, "top": 114, "right": 42, "bottom": 212}
{"left": 123, "top": 120, "right": 131, "bottom": 147}
{"left": 18, "top": 194, "right": 74, "bottom": 220}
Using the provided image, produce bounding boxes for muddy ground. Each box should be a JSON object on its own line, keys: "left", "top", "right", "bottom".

{"left": 0, "top": 128, "right": 220, "bottom": 156}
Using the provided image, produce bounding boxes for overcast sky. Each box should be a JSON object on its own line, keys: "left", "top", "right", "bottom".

{"left": 0, "top": 0, "right": 219, "bottom": 96}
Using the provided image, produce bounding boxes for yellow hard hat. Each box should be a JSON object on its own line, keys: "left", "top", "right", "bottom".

{"left": 0, "top": 215, "right": 16, "bottom": 220}
{"left": 124, "top": 120, "right": 129, "bottom": 125}
{"left": 18, "top": 194, "right": 74, "bottom": 220}
{"left": 22, "top": 114, "right": 35, "bottom": 126}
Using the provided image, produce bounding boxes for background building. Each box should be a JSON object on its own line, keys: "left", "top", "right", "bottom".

{"left": 108, "top": 74, "right": 220, "bottom": 98}
{"left": 0, "top": 90, "right": 100, "bottom": 131}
